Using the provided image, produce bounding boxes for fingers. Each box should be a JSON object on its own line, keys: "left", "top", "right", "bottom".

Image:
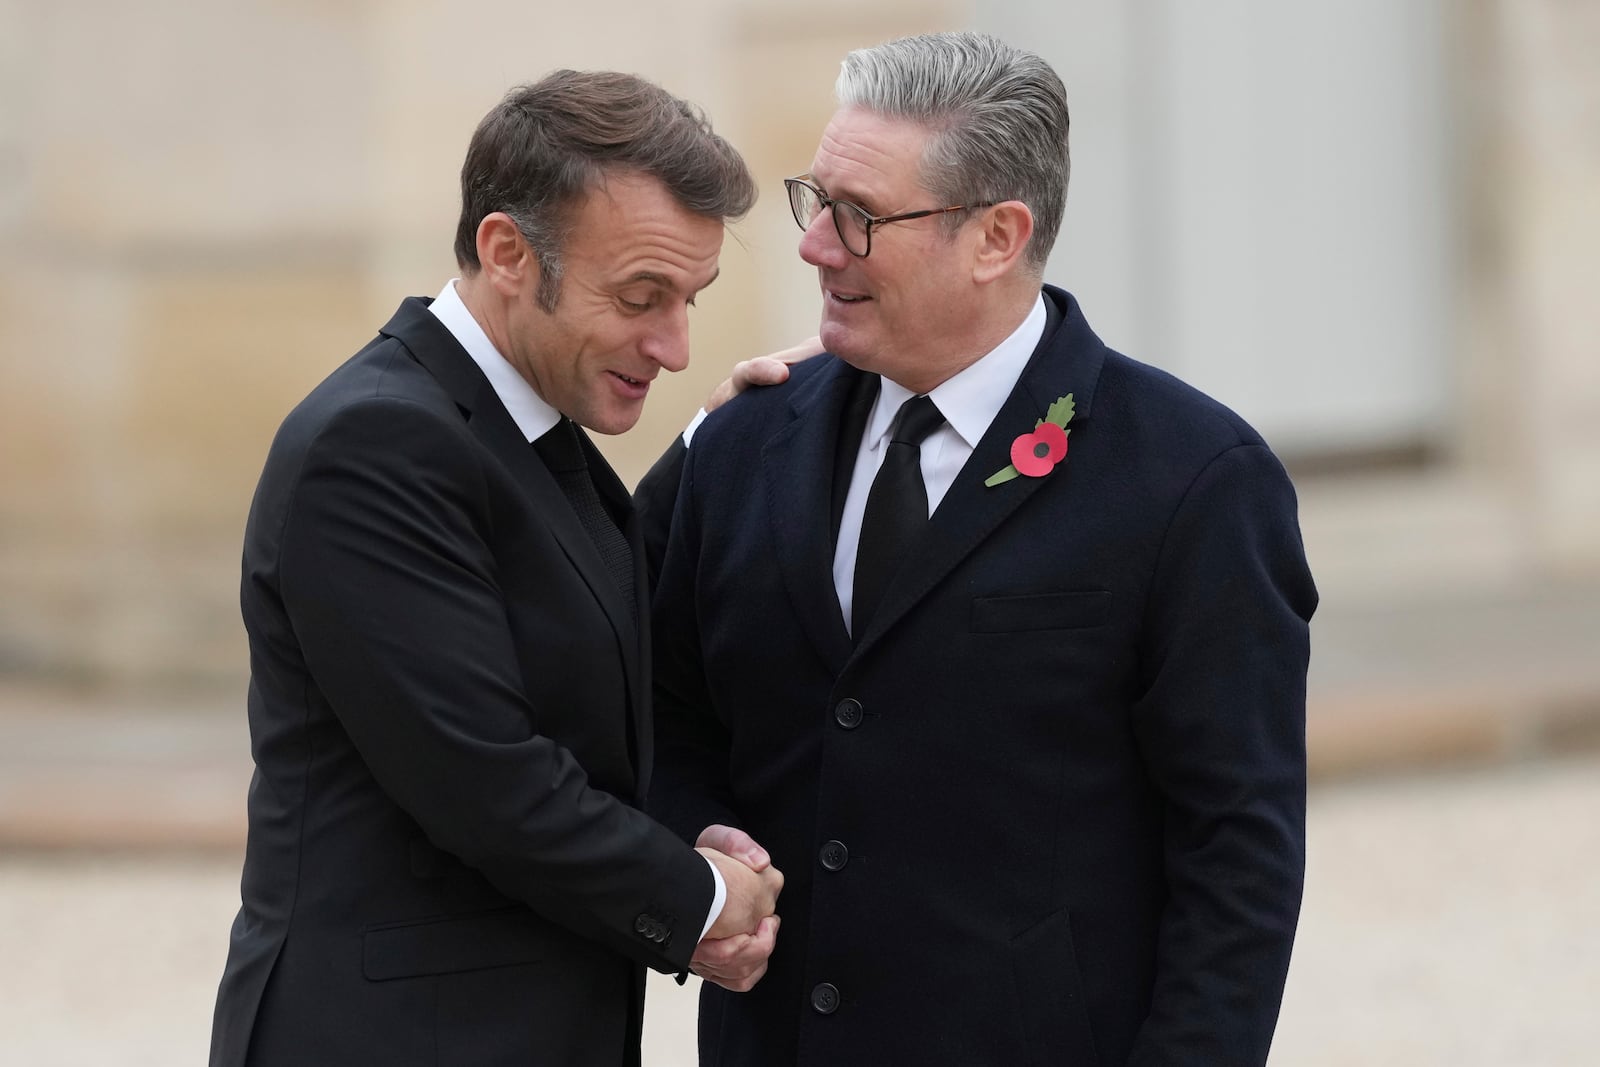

{"left": 703, "top": 336, "right": 825, "bottom": 413}
{"left": 690, "top": 914, "right": 780, "bottom": 992}
{"left": 696, "top": 823, "right": 770, "bottom": 872}
{"left": 705, "top": 359, "right": 785, "bottom": 412}
{"left": 697, "top": 848, "right": 784, "bottom": 940}
{"left": 738, "top": 357, "right": 794, "bottom": 387}
{"left": 769, "top": 335, "right": 823, "bottom": 365}
{"left": 704, "top": 375, "right": 742, "bottom": 413}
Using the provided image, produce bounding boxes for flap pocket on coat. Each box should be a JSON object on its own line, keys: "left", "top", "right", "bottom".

{"left": 972, "top": 590, "right": 1111, "bottom": 633}
{"left": 363, "top": 908, "right": 549, "bottom": 982}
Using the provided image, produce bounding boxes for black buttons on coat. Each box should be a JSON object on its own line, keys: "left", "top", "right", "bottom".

{"left": 811, "top": 982, "right": 840, "bottom": 1015}
{"left": 633, "top": 914, "right": 670, "bottom": 944}
{"left": 814, "top": 699, "right": 855, "bottom": 1018}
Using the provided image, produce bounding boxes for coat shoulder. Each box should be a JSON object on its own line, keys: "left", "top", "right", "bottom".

{"left": 691, "top": 354, "right": 846, "bottom": 452}
{"left": 270, "top": 334, "right": 462, "bottom": 458}
{"left": 1095, "top": 348, "right": 1275, "bottom": 460}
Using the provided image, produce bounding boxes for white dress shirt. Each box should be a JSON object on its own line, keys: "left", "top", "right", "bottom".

{"left": 427, "top": 279, "right": 560, "bottom": 443}
{"left": 833, "top": 295, "right": 1047, "bottom": 634}
{"left": 427, "top": 280, "right": 728, "bottom": 940}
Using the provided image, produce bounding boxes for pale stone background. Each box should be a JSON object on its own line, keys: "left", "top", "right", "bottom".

{"left": 1, "top": 0, "right": 1597, "bottom": 690}
{"left": 1, "top": 0, "right": 1598, "bottom": 1063}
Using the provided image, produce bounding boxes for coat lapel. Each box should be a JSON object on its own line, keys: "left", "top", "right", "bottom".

{"left": 380, "top": 299, "right": 645, "bottom": 782}
{"left": 581, "top": 427, "right": 653, "bottom": 800}
{"left": 850, "top": 288, "right": 1108, "bottom": 656}
{"left": 760, "top": 361, "right": 871, "bottom": 676}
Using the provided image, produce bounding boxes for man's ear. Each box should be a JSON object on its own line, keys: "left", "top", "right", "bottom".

{"left": 475, "top": 212, "right": 534, "bottom": 297}
{"left": 971, "top": 201, "right": 1035, "bottom": 285}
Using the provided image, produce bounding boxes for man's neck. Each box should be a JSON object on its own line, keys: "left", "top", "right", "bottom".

{"left": 889, "top": 281, "right": 1041, "bottom": 395}
{"left": 453, "top": 274, "right": 509, "bottom": 357}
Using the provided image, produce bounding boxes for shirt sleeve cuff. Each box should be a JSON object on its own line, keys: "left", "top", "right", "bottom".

{"left": 698, "top": 853, "right": 728, "bottom": 942}
{"left": 681, "top": 407, "right": 710, "bottom": 449}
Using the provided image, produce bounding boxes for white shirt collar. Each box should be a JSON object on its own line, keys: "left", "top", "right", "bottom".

{"left": 427, "top": 278, "right": 561, "bottom": 443}
{"left": 864, "top": 294, "right": 1048, "bottom": 451}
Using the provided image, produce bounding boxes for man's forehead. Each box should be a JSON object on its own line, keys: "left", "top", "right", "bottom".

{"left": 811, "top": 108, "right": 929, "bottom": 183}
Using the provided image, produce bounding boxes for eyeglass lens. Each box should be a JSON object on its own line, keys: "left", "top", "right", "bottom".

{"left": 789, "top": 181, "right": 871, "bottom": 256}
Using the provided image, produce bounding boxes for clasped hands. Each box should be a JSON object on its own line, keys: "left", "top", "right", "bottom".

{"left": 694, "top": 824, "right": 783, "bottom": 992}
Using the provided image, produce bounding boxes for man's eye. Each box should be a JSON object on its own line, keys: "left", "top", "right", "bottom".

{"left": 620, "top": 297, "right": 652, "bottom": 312}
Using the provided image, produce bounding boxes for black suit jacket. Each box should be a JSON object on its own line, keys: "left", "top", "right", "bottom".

{"left": 639, "top": 287, "right": 1318, "bottom": 1066}
{"left": 210, "top": 297, "right": 713, "bottom": 1067}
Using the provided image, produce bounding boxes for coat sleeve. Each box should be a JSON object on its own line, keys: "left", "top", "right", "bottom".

{"left": 277, "top": 396, "right": 713, "bottom": 972}
{"left": 640, "top": 432, "right": 745, "bottom": 844}
{"left": 635, "top": 435, "right": 688, "bottom": 590}
{"left": 1126, "top": 443, "right": 1318, "bottom": 1066}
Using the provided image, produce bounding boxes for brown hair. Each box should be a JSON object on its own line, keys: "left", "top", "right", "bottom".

{"left": 454, "top": 70, "right": 756, "bottom": 311}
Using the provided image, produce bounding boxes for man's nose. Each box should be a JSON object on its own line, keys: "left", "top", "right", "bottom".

{"left": 641, "top": 306, "right": 691, "bottom": 373}
{"left": 798, "top": 210, "right": 849, "bottom": 268}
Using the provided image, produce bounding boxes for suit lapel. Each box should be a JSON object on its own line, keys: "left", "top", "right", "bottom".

{"left": 580, "top": 427, "right": 652, "bottom": 799}
{"left": 380, "top": 299, "right": 644, "bottom": 781}
{"left": 850, "top": 288, "right": 1108, "bottom": 656}
{"left": 760, "top": 361, "right": 868, "bottom": 676}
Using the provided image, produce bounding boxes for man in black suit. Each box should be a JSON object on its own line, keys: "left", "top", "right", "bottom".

{"left": 640, "top": 32, "right": 1318, "bottom": 1066}
{"left": 209, "top": 71, "right": 784, "bottom": 1067}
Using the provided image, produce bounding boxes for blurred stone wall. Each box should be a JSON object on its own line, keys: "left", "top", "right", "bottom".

{"left": 0, "top": 0, "right": 960, "bottom": 691}
{"left": 0, "top": 0, "right": 1595, "bottom": 692}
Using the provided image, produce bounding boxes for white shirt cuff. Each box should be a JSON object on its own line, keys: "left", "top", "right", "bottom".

{"left": 681, "top": 407, "right": 710, "bottom": 448}
{"left": 698, "top": 854, "right": 727, "bottom": 941}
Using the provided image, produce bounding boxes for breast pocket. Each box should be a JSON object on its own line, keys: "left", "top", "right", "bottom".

{"left": 971, "top": 590, "right": 1112, "bottom": 633}
{"left": 362, "top": 907, "right": 551, "bottom": 981}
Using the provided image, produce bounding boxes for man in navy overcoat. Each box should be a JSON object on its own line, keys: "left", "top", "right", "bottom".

{"left": 639, "top": 32, "right": 1318, "bottom": 1067}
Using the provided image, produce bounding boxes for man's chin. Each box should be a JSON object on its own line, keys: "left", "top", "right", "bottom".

{"left": 818, "top": 324, "right": 870, "bottom": 370}
{"left": 587, "top": 414, "right": 642, "bottom": 437}
{"left": 574, "top": 402, "right": 645, "bottom": 437}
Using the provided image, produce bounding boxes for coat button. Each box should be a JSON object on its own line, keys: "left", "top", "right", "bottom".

{"left": 834, "top": 698, "right": 863, "bottom": 729}
{"left": 634, "top": 915, "right": 650, "bottom": 935}
{"left": 819, "top": 840, "right": 848, "bottom": 871}
{"left": 811, "top": 982, "right": 840, "bottom": 1015}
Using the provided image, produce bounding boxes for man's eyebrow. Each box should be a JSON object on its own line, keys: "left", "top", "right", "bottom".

{"left": 821, "top": 183, "right": 876, "bottom": 213}
{"left": 625, "top": 268, "right": 721, "bottom": 292}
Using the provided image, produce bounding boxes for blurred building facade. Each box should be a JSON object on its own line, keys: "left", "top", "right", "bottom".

{"left": 0, "top": 0, "right": 1595, "bottom": 693}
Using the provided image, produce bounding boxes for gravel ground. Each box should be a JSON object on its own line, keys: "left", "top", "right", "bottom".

{"left": 3, "top": 756, "right": 1596, "bottom": 1066}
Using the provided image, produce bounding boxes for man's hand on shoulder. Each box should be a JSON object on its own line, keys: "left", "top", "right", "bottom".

{"left": 693, "top": 824, "right": 784, "bottom": 992}
{"left": 704, "top": 336, "right": 822, "bottom": 414}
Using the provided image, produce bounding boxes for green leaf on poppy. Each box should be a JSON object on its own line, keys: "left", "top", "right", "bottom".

{"left": 1044, "top": 394, "right": 1075, "bottom": 428}
{"left": 985, "top": 465, "right": 1022, "bottom": 487}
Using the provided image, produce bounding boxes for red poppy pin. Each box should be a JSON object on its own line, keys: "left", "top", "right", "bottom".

{"left": 984, "top": 394, "right": 1075, "bottom": 487}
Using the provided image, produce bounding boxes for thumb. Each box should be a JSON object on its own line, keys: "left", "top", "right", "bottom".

{"left": 696, "top": 823, "right": 771, "bottom": 872}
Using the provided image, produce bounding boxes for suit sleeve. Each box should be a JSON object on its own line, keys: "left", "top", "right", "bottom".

{"left": 635, "top": 435, "right": 687, "bottom": 590}
{"left": 641, "top": 431, "right": 744, "bottom": 844}
{"left": 277, "top": 397, "right": 713, "bottom": 972}
{"left": 1126, "top": 443, "right": 1318, "bottom": 1066}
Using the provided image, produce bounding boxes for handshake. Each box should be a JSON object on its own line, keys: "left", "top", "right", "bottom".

{"left": 693, "top": 824, "right": 785, "bottom": 992}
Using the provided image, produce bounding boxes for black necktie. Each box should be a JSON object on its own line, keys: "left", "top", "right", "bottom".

{"left": 533, "top": 418, "right": 636, "bottom": 620}
{"left": 853, "top": 394, "right": 945, "bottom": 635}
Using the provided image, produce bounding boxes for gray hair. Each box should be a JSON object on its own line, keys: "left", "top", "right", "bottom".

{"left": 836, "top": 32, "right": 1069, "bottom": 274}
